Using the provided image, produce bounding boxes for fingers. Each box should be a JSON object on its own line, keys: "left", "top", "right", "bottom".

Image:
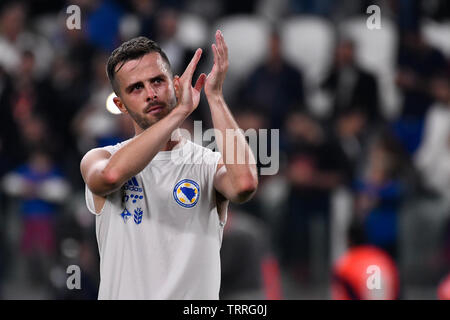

{"left": 181, "top": 48, "right": 202, "bottom": 82}
{"left": 215, "top": 30, "right": 228, "bottom": 61}
{"left": 211, "top": 30, "right": 228, "bottom": 73}
{"left": 194, "top": 73, "right": 207, "bottom": 92}
{"left": 212, "top": 43, "right": 220, "bottom": 68}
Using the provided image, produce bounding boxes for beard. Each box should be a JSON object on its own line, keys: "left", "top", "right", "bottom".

{"left": 125, "top": 94, "right": 177, "bottom": 131}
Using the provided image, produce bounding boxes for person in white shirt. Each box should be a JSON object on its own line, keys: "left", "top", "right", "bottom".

{"left": 80, "top": 31, "right": 258, "bottom": 299}
{"left": 414, "top": 76, "right": 450, "bottom": 201}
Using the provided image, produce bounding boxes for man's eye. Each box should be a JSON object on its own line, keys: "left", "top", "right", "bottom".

{"left": 134, "top": 83, "right": 144, "bottom": 90}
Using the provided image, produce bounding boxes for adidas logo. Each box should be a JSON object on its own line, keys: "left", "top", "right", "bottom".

{"left": 124, "top": 176, "right": 143, "bottom": 192}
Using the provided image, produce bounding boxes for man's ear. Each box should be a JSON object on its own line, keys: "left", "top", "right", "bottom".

{"left": 113, "top": 96, "right": 127, "bottom": 114}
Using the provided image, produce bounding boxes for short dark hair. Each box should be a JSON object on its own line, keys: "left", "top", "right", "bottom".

{"left": 106, "top": 36, "right": 171, "bottom": 94}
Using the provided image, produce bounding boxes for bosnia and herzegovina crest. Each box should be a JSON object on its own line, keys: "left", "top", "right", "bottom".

{"left": 173, "top": 179, "right": 200, "bottom": 208}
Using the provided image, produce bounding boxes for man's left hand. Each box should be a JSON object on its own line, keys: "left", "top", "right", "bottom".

{"left": 205, "top": 30, "right": 228, "bottom": 98}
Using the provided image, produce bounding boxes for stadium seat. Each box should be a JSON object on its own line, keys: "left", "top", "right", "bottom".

{"left": 279, "top": 16, "right": 334, "bottom": 117}
{"left": 176, "top": 13, "right": 209, "bottom": 50}
{"left": 422, "top": 19, "right": 450, "bottom": 58}
{"left": 280, "top": 15, "right": 334, "bottom": 88}
{"left": 211, "top": 15, "right": 271, "bottom": 97}
{"left": 119, "top": 14, "right": 141, "bottom": 40}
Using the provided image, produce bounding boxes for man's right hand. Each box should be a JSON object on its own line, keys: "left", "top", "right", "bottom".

{"left": 173, "top": 48, "right": 206, "bottom": 117}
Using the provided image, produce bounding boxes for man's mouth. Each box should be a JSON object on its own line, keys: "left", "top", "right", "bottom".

{"left": 145, "top": 104, "right": 164, "bottom": 114}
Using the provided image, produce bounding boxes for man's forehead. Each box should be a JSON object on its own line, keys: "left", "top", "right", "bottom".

{"left": 115, "top": 52, "right": 171, "bottom": 84}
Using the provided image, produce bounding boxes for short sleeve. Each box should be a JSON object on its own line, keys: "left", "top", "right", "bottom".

{"left": 85, "top": 185, "right": 107, "bottom": 215}
{"left": 203, "top": 149, "right": 222, "bottom": 179}
{"left": 212, "top": 151, "right": 222, "bottom": 174}
{"left": 84, "top": 145, "right": 116, "bottom": 215}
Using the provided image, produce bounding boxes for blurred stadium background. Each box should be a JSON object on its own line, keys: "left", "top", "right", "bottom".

{"left": 0, "top": 0, "right": 449, "bottom": 300}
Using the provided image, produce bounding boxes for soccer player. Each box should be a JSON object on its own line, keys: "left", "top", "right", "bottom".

{"left": 80, "top": 30, "right": 258, "bottom": 299}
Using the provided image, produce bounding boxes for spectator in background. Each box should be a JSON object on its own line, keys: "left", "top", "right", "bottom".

{"left": 36, "top": 50, "right": 93, "bottom": 189}
{"left": 321, "top": 38, "right": 382, "bottom": 181}
{"left": 54, "top": 17, "right": 98, "bottom": 86}
{"left": 72, "top": 51, "right": 129, "bottom": 152}
{"left": 0, "top": 1, "right": 54, "bottom": 78}
{"left": 393, "top": 30, "right": 448, "bottom": 154}
{"left": 322, "top": 38, "right": 382, "bottom": 129}
{"left": 0, "top": 66, "right": 16, "bottom": 174}
{"left": 13, "top": 50, "right": 62, "bottom": 130}
{"left": 7, "top": 49, "right": 75, "bottom": 166}
{"left": 414, "top": 75, "right": 450, "bottom": 200}
{"left": 4, "top": 51, "right": 60, "bottom": 165}
{"left": 154, "top": 6, "right": 208, "bottom": 124}
{"left": 129, "top": 0, "right": 158, "bottom": 39}
{"left": 84, "top": 0, "right": 124, "bottom": 52}
{"left": 353, "top": 132, "right": 407, "bottom": 260}
{"left": 332, "top": 108, "right": 368, "bottom": 183}
{"left": 11, "top": 51, "right": 39, "bottom": 124}
{"left": 0, "top": 61, "right": 16, "bottom": 294}
{"left": 279, "top": 112, "right": 348, "bottom": 283}
{"left": 155, "top": 7, "right": 192, "bottom": 76}
{"left": 1, "top": 134, "right": 70, "bottom": 286}
{"left": 0, "top": 1, "right": 27, "bottom": 74}
{"left": 239, "top": 29, "right": 305, "bottom": 131}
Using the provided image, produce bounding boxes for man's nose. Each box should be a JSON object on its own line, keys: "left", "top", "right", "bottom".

{"left": 145, "top": 83, "right": 157, "bottom": 101}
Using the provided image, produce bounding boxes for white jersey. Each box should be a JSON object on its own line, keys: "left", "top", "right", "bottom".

{"left": 85, "top": 138, "right": 227, "bottom": 299}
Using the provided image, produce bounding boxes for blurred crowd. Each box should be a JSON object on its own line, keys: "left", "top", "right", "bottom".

{"left": 0, "top": 0, "right": 450, "bottom": 299}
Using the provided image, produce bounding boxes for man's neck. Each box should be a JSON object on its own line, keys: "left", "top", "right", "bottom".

{"left": 161, "top": 138, "right": 181, "bottom": 151}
